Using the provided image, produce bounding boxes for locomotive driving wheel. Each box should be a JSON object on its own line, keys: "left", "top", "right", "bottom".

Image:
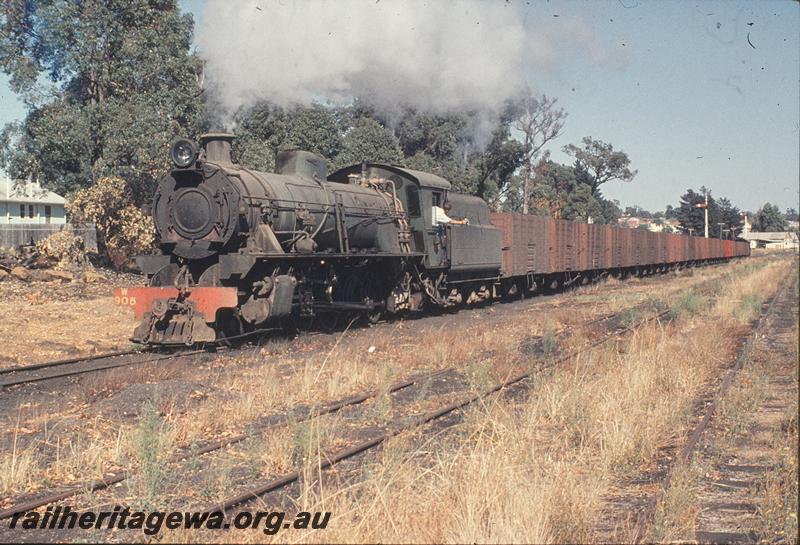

{"left": 315, "top": 311, "right": 342, "bottom": 332}
{"left": 341, "top": 271, "right": 385, "bottom": 325}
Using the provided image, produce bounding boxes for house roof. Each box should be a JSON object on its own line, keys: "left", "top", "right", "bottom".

{"left": 0, "top": 178, "right": 66, "bottom": 205}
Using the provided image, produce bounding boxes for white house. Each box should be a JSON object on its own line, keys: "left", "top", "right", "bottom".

{"left": 0, "top": 177, "right": 66, "bottom": 224}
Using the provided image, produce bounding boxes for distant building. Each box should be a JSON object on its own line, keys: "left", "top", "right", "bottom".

{"left": 618, "top": 215, "right": 639, "bottom": 229}
{"left": 740, "top": 231, "right": 799, "bottom": 250}
{"left": 0, "top": 177, "right": 66, "bottom": 224}
{"left": 617, "top": 215, "right": 679, "bottom": 233}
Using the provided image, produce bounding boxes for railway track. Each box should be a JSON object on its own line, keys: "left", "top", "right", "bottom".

{"left": 0, "top": 298, "right": 669, "bottom": 521}
{"left": 0, "top": 349, "right": 200, "bottom": 389}
{"left": 0, "top": 258, "right": 742, "bottom": 389}
{"left": 196, "top": 267, "right": 767, "bottom": 515}
{"left": 201, "top": 306, "right": 674, "bottom": 515}
{"left": 0, "top": 326, "right": 286, "bottom": 389}
{"left": 0, "top": 296, "right": 605, "bottom": 389}
{"left": 630, "top": 267, "right": 796, "bottom": 542}
{"left": 0, "top": 261, "right": 761, "bottom": 522}
{"left": 0, "top": 365, "right": 452, "bottom": 520}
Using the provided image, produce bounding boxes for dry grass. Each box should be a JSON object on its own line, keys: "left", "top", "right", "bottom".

{"left": 46, "top": 426, "right": 127, "bottom": 484}
{"left": 635, "top": 257, "right": 794, "bottom": 543}
{"left": 717, "top": 349, "right": 772, "bottom": 439}
{"left": 0, "top": 422, "right": 40, "bottom": 495}
{"left": 245, "top": 327, "right": 708, "bottom": 542}
{"left": 1, "top": 256, "right": 787, "bottom": 533}
{"left": 195, "top": 257, "right": 793, "bottom": 544}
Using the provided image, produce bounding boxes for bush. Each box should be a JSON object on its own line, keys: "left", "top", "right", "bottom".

{"left": 66, "top": 177, "right": 154, "bottom": 269}
{"left": 35, "top": 225, "right": 88, "bottom": 268}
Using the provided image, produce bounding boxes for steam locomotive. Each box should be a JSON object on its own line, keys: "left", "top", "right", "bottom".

{"left": 114, "top": 133, "right": 750, "bottom": 345}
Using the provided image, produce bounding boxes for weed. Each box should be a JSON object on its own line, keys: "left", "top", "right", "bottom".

{"left": 646, "top": 294, "right": 667, "bottom": 312}
{"left": 186, "top": 441, "right": 201, "bottom": 473}
{"left": 619, "top": 307, "right": 641, "bottom": 328}
{"left": 466, "top": 358, "right": 493, "bottom": 393}
{"left": 414, "top": 373, "right": 434, "bottom": 403}
{"left": 649, "top": 463, "right": 700, "bottom": 542}
{"left": 132, "top": 401, "right": 172, "bottom": 508}
{"left": 754, "top": 438, "right": 799, "bottom": 541}
{"left": 737, "top": 293, "right": 763, "bottom": 322}
{"left": 200, "top": 457, "right": 233, "bottom": 502}
{"left": 780, "top": 400, "right": 798, "bottom": 437}
{"left": 540, "top": 326, "right": 559, "bottom": 357}
{"left": 719, "top": 371, "right": 770, "bottom": 438}
{"left": 242, "top": 428, "right": 264, "bottom": 479}
{"left": 371, "top": 392, "right": 394, "bottom": 421}
{"left": 669, "top": 291, "right": 706, "bottom": 320}
{"left": 291, "top": 419, "right": 316, "bottom": 467}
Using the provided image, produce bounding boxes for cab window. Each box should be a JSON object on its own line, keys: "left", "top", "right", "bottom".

{"left": 406, "top": 185, "right": 421, "bottom": 218}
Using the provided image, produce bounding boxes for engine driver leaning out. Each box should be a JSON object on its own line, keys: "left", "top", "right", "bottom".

{"left": 432, "top": 202, "right": 469, "bottom": 226}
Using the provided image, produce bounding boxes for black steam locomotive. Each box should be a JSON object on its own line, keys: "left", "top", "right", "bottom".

{"left": 115, "top": 133, "right": 748, "bottom": 345}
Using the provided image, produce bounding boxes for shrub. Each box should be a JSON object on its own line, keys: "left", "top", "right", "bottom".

{"left": 66, "top": 177, "right": 154, "bottom": 269}
{"left": 35, "top": 225, "right": 88, "bottom": 267}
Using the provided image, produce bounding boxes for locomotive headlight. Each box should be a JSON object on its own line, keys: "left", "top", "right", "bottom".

{"left": 170, "top": 139, "right": 198, "bottom": 168}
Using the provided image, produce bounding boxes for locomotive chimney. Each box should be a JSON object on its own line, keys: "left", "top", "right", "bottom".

{"left": 199, "top": 132, "right": 235, "bottom": 164}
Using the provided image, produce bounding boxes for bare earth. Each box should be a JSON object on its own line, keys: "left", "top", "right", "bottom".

{"left": 0, "top": 272, "right": 140, "bottom": 368}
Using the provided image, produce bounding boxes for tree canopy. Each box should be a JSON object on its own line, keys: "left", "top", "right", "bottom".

{"left": 563, "top": 137, "right": 637, "bottom": 196}
{"left": 0, "top": 0, "right": 203, "bottom": 202}
{"left": 234, "top": 103, "right": 346, "bottom": 173}
{"left": 752, "top": 203, "right": 788, "bottom": 232}
{"left": 232, "top": 102, "right": 527, "bottom": 202}
{"left": 334, "top": 117, "right": 404, "bottom": 170}
{"left": 674, "top": 188, "right": 743, "bottom": 237}
{"left": 1, "top": 0, "right": 641, "bottom": 226}
{"left": 525, "top": 160, "right": 620, "bottom": 224}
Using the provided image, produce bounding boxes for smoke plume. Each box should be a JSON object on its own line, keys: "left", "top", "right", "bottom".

{"left": 198, "top": 0, "right": 624, "bottom": 125}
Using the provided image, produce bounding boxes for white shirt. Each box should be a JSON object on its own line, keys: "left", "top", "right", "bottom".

{"left": 432, "top": 205, "right": 454, "bottom": 226}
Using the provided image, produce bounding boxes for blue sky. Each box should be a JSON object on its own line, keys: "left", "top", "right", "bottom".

{"left": 1, "top": 0, "right": 797, "bottom": 214}
{"left": 536, "top": 1, "right": 799, "bottom": 214}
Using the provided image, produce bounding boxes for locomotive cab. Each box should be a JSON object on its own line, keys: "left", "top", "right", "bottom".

{"left": 327, "top": 164, "right": 501, "bottom": 276}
